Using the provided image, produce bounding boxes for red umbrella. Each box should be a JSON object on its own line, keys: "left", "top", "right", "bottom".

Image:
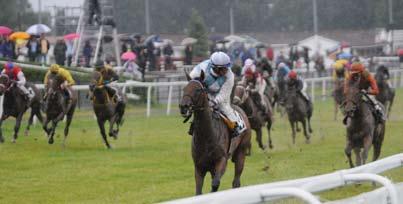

{"left": 0, "top": 26, "right": 12, "bottom": 36}
{"left": 121, "top": 51, "right": 137, "bottom": 61}
{"left": 64, "top": 33, "right": 80, "bottom": 40}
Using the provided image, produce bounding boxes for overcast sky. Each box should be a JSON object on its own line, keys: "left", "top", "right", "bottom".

{"left": 29, "top": 0, "right": 84, "bottom": 11}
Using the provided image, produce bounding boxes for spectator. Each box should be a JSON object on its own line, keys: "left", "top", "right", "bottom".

{"left": 3, "top": 37, "right": 15, "bottom": 59}
{"left": 275, "top": 51, "right": 286, "bottom": 68}
{"left": 303, "top": 47, "right": 310, "bottom": 71}
{"left": 0, "top": 38, "right": 4, "bottom": 58}
{"left": 15, "top": 39, "right": 28, "bottom": 62}
{"left": 146, "top": 40, "right": 156, "bottom": 71}
{"left": 83, "top": 40, "right": 93, "bottom": 68}
{"left": 88, "top": 0, "right": 101, "bottom": 25}
{"left": 163, "top": 42, "right": 174, "bottom": 70}
{"left": 184, "top": 44, "right": 193, "bottom": 65}
{"left": 53, "top": 39, "right": 67, "bottom": 66}
{"left": 39, "top": 34, "right": 50, "bottom": 65}
{"left": 27, "top": 36, "right": 39, "bottom": 62}
{"left": 266, "top": 46, "right": 274, "bottom": 62}
{"left": 66, "top": 40, "right": 74, "bottom": 66}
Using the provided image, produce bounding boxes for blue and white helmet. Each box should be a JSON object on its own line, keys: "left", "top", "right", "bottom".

{"left": 210, "top": 51, "right": 231, "bottom": 68}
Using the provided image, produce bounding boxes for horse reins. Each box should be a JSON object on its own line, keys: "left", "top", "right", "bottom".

{"left": 182, "top": 80, "right": 207, "bottom": 123}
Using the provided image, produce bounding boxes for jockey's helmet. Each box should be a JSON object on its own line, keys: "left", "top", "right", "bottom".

{"left": 50, "top": 64, "right": 60, "bottom": 73}
{"left": 211, "top": 51, "right": 231, "bottom": 76}
{"left": 94, "top": 60, "right": 104, "bottom": 71}
{"left": 5, "top": 62, "right": 14, "bottom": 70}
{"left": 350, "top": 62, "right": 364, "bottom": 74}
{"left": 288, "top": 70, "right": 297, "bottom": 80}
{"left": 244, "top": 67, "right": 255, "bottom": 79}
{"left": 278, "top": 62, "right": 286, "bottom": 69}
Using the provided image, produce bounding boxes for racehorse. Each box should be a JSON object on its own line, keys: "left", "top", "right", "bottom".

{"left": 284, "top": 85, "right": 313, "bottom": 144}
{"left": 333, "top": 78, "right": 345, "bottom": 120}
{"left": 342, "top": 79, "right": 385, "bottom": 168}
{"left": 42, "top": 73, "right": 76, "bottom": 146}
{"left": 180, "top": 71, "right": 251, "bottom": 195}
{"left": 90, "top": 72, "right": 126, "bottom": 149}
{"left": 233, "top": 83, "right": 273, "bottom": 150}
{"left": 0, "top": 74, "right": 43, "bottom": 143}
{"left": 375, "top": 69, "right": 394, "bottom": 118}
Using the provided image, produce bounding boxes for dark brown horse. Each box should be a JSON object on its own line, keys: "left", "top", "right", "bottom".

{"left": 0, "top": 74, "right": 43, "bottom": 143}
{"left": 90, "top": 72, "right": 126, "bottom": 149}
{"left": 43, "top": 74, "right": 76, "bottom": 146}
{"left": 343, "top": 80, "right": 385, "bottom": 168}
{"left": 375, "top": 68, "right": 394, "bottom": 118}
{"left": 233, "top": 84, "right": 273, "bottom": 150}
{"left": 285, "top": 86, "right": 313, "bottom": 144}
{"left": 333, "top": 78, "right": 345, "bottom": 120}
{"left": 179, "top": 71, "right": 251, "bottom": 195}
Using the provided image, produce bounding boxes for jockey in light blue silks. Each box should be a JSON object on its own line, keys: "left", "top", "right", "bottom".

{"left": 189, "top": 51, "right": 247, "bottom": 139}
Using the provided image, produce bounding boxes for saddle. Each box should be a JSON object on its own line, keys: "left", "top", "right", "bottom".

{"left": 212, "top": 108, "right": 246, "bottom": 134}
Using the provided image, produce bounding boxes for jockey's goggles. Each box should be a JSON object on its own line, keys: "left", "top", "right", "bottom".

{"left": 212, "top": 63, "right": 231, "bottom": 70}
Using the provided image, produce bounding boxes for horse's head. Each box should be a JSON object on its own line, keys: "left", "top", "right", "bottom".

{"left": 0, "top": 74, "right": 10, "bottom": 95}
{"left": 179, "top": 70, "right": 208, "bottom": 118}
{"left": 233, "top": 83, "right": 249, "bottom": 105}
{"left": 343, "top": 80, "right": 363, "bottom": 118}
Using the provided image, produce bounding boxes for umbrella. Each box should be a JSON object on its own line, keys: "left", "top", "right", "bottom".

{"left": 0, "top": 26, "right": 12, "bottom": 36}
{"left": 9, "top": 32, "right": 30, "bottom": 41}
{"left": 121, "top": 51, "right": 137, "bottom": 61}
{"left": 64, "top": 33, "right": 80, "bottom": 40}
{"left": 224, "top": 35, "right": 246, "bottom": 43}
{"left": 145, "top": 34, "right": 162, "bottom": 44}
{"left": 26, "top": 24, "right": 51, "bottom": 35}
{"left": 338, "top": 52, "right": 352, "bottom": 59}
{"left": 209, "top": 34, "right": 224, "bottom": 42}
{"left": 181, "top": 37, "right": 197, "bottom": 45}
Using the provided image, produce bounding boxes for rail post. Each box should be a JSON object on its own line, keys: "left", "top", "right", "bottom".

{"left": 147, "top": 86, "right": 152, "bottom": 117}
{"left": 166, "top": 85, "right": 173, "bottom": 115}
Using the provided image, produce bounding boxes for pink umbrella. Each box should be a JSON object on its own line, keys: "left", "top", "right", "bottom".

{"left": 0, "top": 26, "right": 12, "bottom": 36}
{"left": 64, "top": 33, "right": 80, "bottom": 40}
{"left": 121, "top": 51, "right": 137, "bottom": 61}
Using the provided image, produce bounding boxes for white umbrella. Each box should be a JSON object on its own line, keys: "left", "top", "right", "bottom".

{"left": 224, "top": 35, "right": 245, "bottom": 43}
{"left": 26, "top": 24, "right": 51, "bottom": 35}
{"left": 181, "top": 37, "right": 197, "bottom": 45}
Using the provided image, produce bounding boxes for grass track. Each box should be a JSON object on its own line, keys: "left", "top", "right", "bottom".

{"left": 0, "top": 90, "right": 402, "bottom": 204}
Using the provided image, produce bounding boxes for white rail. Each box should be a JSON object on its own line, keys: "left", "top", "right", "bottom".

{"left": 161, "top": 153, "right": 403, "bottom": 204}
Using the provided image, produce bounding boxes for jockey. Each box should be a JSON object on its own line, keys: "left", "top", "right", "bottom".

{"left": 1, "top": 61, "right": 33, "bottom": 100}
{"left": 276, "top": 62, "right": 291, "bottom": 104}
{"left": 93, "top": 60, "right": 122, "bottom": 102}
{"left": 44, "top": 64, "right": 75, "bottom": 103}
{"left": 344, "top": 62, "right": 385, "bottom": 123}
{"left": 286, "top": 70, "right": 312, "bottom": 109}
{"left": 189, "top": 51, "right": 246, "bottom": 139}
{"left": 332, "top": 60, "right": 349, "bottom": 81}
{"left": 241, "top": 59, "right": 268, "bottom": 115}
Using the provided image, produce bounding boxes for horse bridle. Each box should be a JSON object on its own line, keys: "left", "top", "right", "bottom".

{"left": 182, "top": 80, "right": 207, "bottom": 123}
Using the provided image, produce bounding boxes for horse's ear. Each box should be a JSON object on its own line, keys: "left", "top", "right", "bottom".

{"left": 200, "top": 70, "right": 205, "bottom": 81}
{"left": 184, "top": 69, "right": 191, "bottom": 81}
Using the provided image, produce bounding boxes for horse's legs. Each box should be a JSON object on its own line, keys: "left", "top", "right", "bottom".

{"left": 307, "top": 116, "right": 313, "bottom": 133}
{"left": 232, "top": 149, "right": 246, "bottom": 188}
{"left": 361, "top": 135, "right": 373, "bottom": 165}
{"left": 0, "top": 114, "right": 8, "bottom": 143}
{"left": 211, "top": 157, "right": 227, "bottom": 192}
{"left": 289, "top": 120, "right": 296, "bottom": 144}
{"left": 63, "top": 112, "right": 74, "bottom": 147}
{"left": 296, "top": 122, "right": 301, "bottom": 132}
{"left": 12, "top": 114, "right": 24, "bottom": 143}
{"left": 195, "top": 167, "right": 206, "bottom": 195}
{"left": 255, "top": 128, "right": 265, "bottom": 150}
{"left": 302, "top": 119, "right": 310, "bottom": 144}
{"left": 354, "top": 147, "right": 362, "bottom": 166}
{"left": 42, "top": 117, "right": 50, "bottom": 136}
{"left": 266, "top": 120, "right": 273, "bottom": 149}
{"left": 108, "top": 114, "right": 118, "bottom": 139}
{"left": 345, "top": 140, "right": 354, "bottom": 168}
{"left": 98, "top": 118, "right": 111, "bottom": 149}
{"left": 48, "top": 121, "right": 58, "bottom": 144}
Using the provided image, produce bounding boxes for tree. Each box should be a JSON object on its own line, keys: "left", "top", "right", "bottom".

{"left": 187, "top": 9, "right": 208, "bottom": 57}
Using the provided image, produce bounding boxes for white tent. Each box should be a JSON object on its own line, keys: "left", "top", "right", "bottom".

{"left": 298, "top": 35, "right": 340, "bottom": 57}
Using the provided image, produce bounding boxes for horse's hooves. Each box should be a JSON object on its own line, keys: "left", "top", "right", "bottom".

{"left": 269, "top": 144, "right": 274, "bottom": 149}
{"left": 296, "top": 128, "right": 301, "bottom": 132}
{"left": 24, "top": 130, "right": 29, "bottom": 137}
{"left": 11, "top": 139, "right": 16, "bottom": 143}
{"left": 48, "top": 139, "right": 54, "bottom": 144}
{"left": 0, "top": 137, "right": 4, "bottom": 143}
{"left": 309, "top": 129, "right": 313, "bottom": 133}
{"left": 106, "top": 145, "right": 112, "bottom": 149}
{"left": 305, "top": 139, "right": 311, "bottom": 144}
